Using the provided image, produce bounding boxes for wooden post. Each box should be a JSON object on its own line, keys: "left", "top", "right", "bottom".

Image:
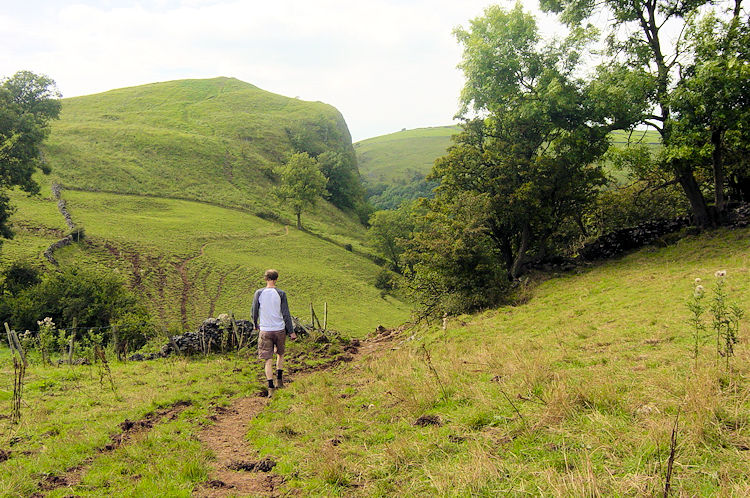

{"left": 112, "top": 324, "right": 120, "bottom": 361}
{"left": 5, "top": 323, "right": 26, "bottom": 366}
{"left": 310, "top": 303, "right": 315, "bottom": 330}
{"left": 4, "top": 322, "right": 17, "bottom": 356}
{"left": 68, "top": 318, "right": 77, "bottom": 365}
{"left": 324, "top": 302, "right": 328, "bottom": 330}
{"left": 10, "top": 329, "right": 26, "bottom": 366}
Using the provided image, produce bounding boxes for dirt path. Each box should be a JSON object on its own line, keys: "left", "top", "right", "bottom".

{"left": 194, "top": 397, "right": 286, "bottom": 497}
{"left": 193, "top": 325, "right": 404, "bottom": 497}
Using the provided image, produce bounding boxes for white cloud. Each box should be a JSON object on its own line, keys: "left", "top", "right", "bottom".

{"left": 1, "top": 0, "right": 555, "bottom": 141}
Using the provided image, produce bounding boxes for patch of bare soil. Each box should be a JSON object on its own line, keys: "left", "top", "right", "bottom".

{"left": 34, "top": 400, "right": 192, "bottom": 496}
{"left": 195, "top": 397, "right": 286, "bottom": 497}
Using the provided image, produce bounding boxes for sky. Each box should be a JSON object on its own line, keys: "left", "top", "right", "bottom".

{"left": 1, "top": 0, "right": 559, "bottom": 142}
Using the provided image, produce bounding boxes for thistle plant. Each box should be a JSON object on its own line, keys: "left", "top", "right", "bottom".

{"left": 687, "top": 278, "right": 706, "bottom": 369}
{"left": 709, "top": 271, "right": 743, "bottom": 370}
{"left": 688, "top": 271, "right": 744, "bottom": 372}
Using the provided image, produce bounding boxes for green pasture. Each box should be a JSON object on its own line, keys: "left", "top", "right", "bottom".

{"left": 246, "top": 227, "right": 750, "bottom": 495}
{"left": 356, "top": 126, "right": 663, "bottom": 190}
{"left": 4, "top": 187, "right": 409, "bottom": 336}
{"left": 0, "top": 347, "right": 259, "bottom": 497}
{"left": 40, "top": 77, "right": 365, "bottom": 248}
{"left": 355, "top": 126, "right": 459, "bottom": 183}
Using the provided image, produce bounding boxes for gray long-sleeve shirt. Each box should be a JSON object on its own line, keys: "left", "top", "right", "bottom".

{"left": 251, "top": 287, "right": 294, "bottom": 335}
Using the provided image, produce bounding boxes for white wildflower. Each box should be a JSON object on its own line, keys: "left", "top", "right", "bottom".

{"left": 715, "top": 270, "right": 727, "bottom": 278}
{"left": 694, "top": 285, "right": 705, "bottom": 297}
{"left": 694, "top": 278, "right": 702, "bottom": 284}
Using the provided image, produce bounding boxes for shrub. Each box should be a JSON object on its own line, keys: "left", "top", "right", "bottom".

{"left": 1, "top": 265, "right": 152, "bottom": 346}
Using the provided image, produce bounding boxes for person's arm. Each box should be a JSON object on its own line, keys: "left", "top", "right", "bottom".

{"left": 251, "top": 289, "right": 261, "bottom": 330}
{"left": 279, "top": 290, "right": 295, "bottom": 338}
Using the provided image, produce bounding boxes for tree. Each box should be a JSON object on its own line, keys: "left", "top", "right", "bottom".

{"left": 317, "top": 149, "right": 365, "bottom": 210}
{"left": 669, "top": 6, "right": 750, "bottom": 214}
{"left": 274, "top": 152, "right": 327, "bottom": 229}
{"left": 539, "top": 0, "right": 746, "bottom": 227}
{"left": 0, "top": 71, "right": 61, "bottom": 245}
{"left": 368, "top": 205, "right": 414, "bottom": 273}
{"left": 437, "top": 5, "right": 634, "bottom": 279}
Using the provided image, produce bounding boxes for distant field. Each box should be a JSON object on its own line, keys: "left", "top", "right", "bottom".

{"left": 355, "top": 126, "right": 459, "bottom": 183}
{"left": 356, "top": 126, "right": 663, "bottom": 191}
{"left": 4, "top": 185, "right": 409, "bottom": 336}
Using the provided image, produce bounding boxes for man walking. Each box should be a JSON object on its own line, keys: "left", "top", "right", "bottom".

{"left": 252, "top": 269, "right": 296, "bottom": 397}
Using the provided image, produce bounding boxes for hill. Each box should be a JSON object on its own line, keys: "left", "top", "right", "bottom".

{"left": 4, "top": 185, "right": 409, "bottom": 335}
{"left": 3, "top": 78, "right": 408, "bottom": 334}
{"left": 245, "top": 227, "right": 750, "bottom": 495}
{"left": 42, "top": 77, "right": 364, "bottom": 241}
{"left": 355, "top": 126, "right": 459, "bottom": 184}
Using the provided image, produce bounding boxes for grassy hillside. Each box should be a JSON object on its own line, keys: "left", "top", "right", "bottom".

{"left": 246, "top": 228, "right": 750, "bottom": 495}
{"left": 2, "top": 227, "right": 746, "bottom": 496}
{"left": 3, "top": 185, "right": 409, "bottom": 335}
{"left": 355, "top": 126, "right": 459, "bottom": 184}
{"left": 42, "top": 77, "right": 364, "bottom": 243}
{"left": 355, "top": 126, "right": 662, "bottom": 209}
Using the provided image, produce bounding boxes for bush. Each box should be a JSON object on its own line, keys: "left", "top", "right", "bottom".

{"left": 0, "top": 265, "right": 152, "bottom": 346}
{"left": 374, "top": 269, "right": 395, "bottom": 291}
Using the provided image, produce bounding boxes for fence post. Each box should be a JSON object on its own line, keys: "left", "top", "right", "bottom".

{"left": 5, "top": 323, "right": 27, "bottom": 366}
{"left": 4, "top": 322, "right": 17, "bottom": 356}
{"left": 324, "top": 302, "right": 328, "bottom": 331}
{"left": 68, "top": 318, "right": 77, "bottom": 365}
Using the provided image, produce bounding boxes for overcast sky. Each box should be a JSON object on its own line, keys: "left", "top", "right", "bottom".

{"left": 1, "top": 0, "right": 559, "bottom": 142}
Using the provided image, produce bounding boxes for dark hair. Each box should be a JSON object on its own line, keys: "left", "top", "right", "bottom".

{"left": 264, "top": 269, "right": 279, "bottom": 281}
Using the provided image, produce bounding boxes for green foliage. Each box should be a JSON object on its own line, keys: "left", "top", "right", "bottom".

{"left": 274, "top": 152, "right": 328, "bottom": 229}
{"left": 1, "top": 265, "right": 149, "bottom": 335}
{"left": 367, "top": 206, "right": 414, "bottom": 273}
{"left": 541, "top": 0, "right": 747, "bottom": 227}
{"left": 669, "top": 9, "right": 750, "bottom": 208}
{"left": 0, "top": 71, "right": 61, "bottom": 244}
{"left": 405, "top": 192, "right": 510, "bottom": 315}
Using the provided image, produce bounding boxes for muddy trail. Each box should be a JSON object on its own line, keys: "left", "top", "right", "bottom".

{"left": 194, "top": 326, "right": 403, "bottom": 497}
{"left": 195, "top": 397, "right": 285, "bottom": 497}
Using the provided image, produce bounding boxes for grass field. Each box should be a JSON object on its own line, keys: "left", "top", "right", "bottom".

{"left": 4, "top": 185, "right": 409, "bottom": 336}
{"left": 246, "top": 227, "right": 750, "bottom": 495}
{"left": 354, "top": 126, "right": 459, "bottom": 184}
{"left": 40, "top": 77, "right": 364, "bottom": 247}
{"left": 355, "top": 126, "right": 663, "bottom": 189}
{"left": 2, "top": 227, "right": 747, "bottom": 496}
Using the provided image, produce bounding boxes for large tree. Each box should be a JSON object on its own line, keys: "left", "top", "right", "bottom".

{"left": 669, "top": 5, "right": 750, "bottom": 214}
{"left": 434, "top": 5, "right": 640, "bottom": 279}
{"left": 0, "top": 71, "right": 61, "bottom": 244}
{"left": 540, "top": 0, "right": 747, "bottom": 226}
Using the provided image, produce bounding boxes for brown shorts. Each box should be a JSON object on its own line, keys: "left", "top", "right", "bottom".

{"left": 258, "top": 330, "right": 286, "bottom": 359}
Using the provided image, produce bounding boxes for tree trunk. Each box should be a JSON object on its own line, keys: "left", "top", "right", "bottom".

{"left": 510, "top": 222, "right": 530, "bottom": 279}
{"left": 711, "top": 128, "right": 726, "bottom": 218}
{"left": 296, "top": 211, "right": 302, "bottom": 230}
{"left": 675, "top": 165, "right": 713, "bottom": 228}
